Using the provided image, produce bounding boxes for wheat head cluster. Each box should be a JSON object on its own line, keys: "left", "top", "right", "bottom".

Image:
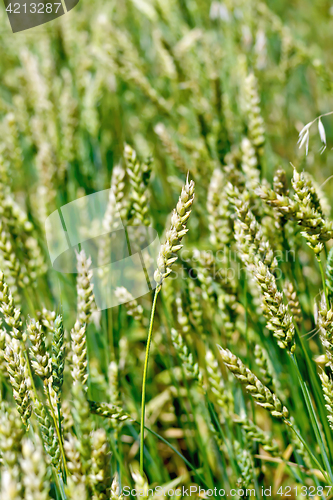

{"left": 1, "top": 0, "right": 333, "bottom": 498}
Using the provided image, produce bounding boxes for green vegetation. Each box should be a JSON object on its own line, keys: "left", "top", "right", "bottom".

{"left": 1, "top": 0, "right": 333, "bottom": 498}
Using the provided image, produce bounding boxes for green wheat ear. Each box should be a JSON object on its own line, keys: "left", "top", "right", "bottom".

{"left": 52, "top": 315, "right": 65, "bottom": 399}
{"left": 218, "top": 345, "right": 289, "bottom": 420}
{"left": 154, "top": 174, "right": 195, "bottom": 286}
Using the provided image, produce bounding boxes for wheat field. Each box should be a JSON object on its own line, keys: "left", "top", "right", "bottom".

{"left": 1, "top": 0, "right": 333, "bottom": 498}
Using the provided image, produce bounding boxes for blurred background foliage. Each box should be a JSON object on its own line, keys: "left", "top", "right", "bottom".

{"left": 1, "top": 0, "right": 333, "bottom": 497}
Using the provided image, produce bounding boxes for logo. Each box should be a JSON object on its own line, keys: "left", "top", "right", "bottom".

{"left": 45, "top": 189, "right": 160, "bottom": 310}
{"left": 3, "top": 0, "right": 80, "bottom": 33}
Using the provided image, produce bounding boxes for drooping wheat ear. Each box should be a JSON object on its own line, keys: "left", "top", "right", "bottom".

{"left": 51, "top": 315, "right": 65, "bottom": 399}
{"left": 205, "top": 350, "right": 233, "bottom": 419}
{"left": 219, "top": 346, "right": 289, "bottom": 419}
{"left": 114, "top": 287, "right": 146, "bottom": 326}
{"left": 207, "top": 168, "right": 232, "bottom": 250}
{"left": 319, "top": 371, "right": 333, "bottom": 431}
{"left": 241, "top": 137, "right": 260, "bottom": 190}
{"left": 4, "top": 336, "right": 32, "bottom": 426}
{"left": 154, "top": 176, "right": 195, "bottom": 286}
{"left": 89, "top": 428, "right": 111, "bottom": 499}
{"left": 326, "top": 246, "right": 333, "bottom": 303}
{"left": 88, "top": 400, "right": 132, "bottom": 421}
{"left": 72, "top": 383, "right": 92, "bottom": 473}
{"left": 171, "top": 328, "right": 203, "bottom": 385}
{"left": 124, "top": 144, "right": 152, "bottom": 226}
{"left": 243, "top": 72, "right": 265, "bottom": 156}
{"left": 27, "top": 319, "right": 52, "bottom": 382}
{"left": 259, "top": 168, "right": 333, "bottom": 255}
{"left": 33, "top": 398, "right": 61, "bottom": 471}
{"left": 76, "top": 249, "right": 94, "bottom": 327}
{"left": 234, "top": 413, "right": 279, "bottom": 456}
{"left": 0, "top": 271, "right": 23, "bottom": 340}
{"left": 254, "top": 344, "right": 275, "bottom": 390}
{"left": 176, "top": 294, "right": 190, "bottom": 334}
{"left": 317, "top": 298, "right": 333, "bottom": 371}
{"left": 284, "top": 281, "right": 302, "bottom": 325}
{"left": 71, "top": 320, "right": 88, "bottom": 390}
{"left": 21, "top": 437, "right": 50, "bottom": 500}
{"left": 254, "top": 261, "right": 296, "bottom": 353}
{"left": 233, "top": 440, "right": 254, "bottom": 490}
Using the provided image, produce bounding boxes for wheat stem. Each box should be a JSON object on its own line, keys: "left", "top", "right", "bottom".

{"left": 290, "top": 354, "right": 333, "bottom": 484}
{"left": 140, "top": 286, "right": 160, "bottom": 476}
{"left": 318, "top": 256, "right": 329, "bottom": 306}
{"left": 46, "top": 387, "right": 69, "bottom": 481}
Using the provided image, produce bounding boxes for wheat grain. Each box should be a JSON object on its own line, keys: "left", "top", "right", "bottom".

{"left": 219, "top": 346, "right": 289, "bottom": 419}
{"left": 154, "top": 176, "right": 195, "bottom": 286}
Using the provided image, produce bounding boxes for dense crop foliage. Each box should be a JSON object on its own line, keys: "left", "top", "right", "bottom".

{"left": 1, "top": 0, "right": 333, "bottom": 498}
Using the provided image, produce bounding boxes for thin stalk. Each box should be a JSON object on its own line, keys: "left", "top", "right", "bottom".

{"left": 138, "top": 421, "right": 209, "bottom": 489}
{"left": 285, "top": 243, "right": 333, "bottom": 458}
{"left": 242, "top": 275, "right": 255, "bottom": 422}
{"left": 88, "top": 397, "right": 209, "bottom": 489}
{"left": 206, "top": 396, "right": 238, "bottom": 477}
{"left": 318, "top": 256, "right": 329, "bottom": 306}
{"left": 52, "top": 470, "right": 67, "bottom": 500}
{"left": 294, "top": 322, "right": 333, "bottom": 460}
{"left": 291, "top": 354, "right": 333, "bottom": 484}
{"left": 140, "top": 286, "right": 160, "bottom": 475}
{"left": 286, "top": 421, "right": 329, "bottom": 483}
{"left": 57, "top": 401, "right": 64, "bottom": 460}
{"left": 46, "top": 387, "right": 69, "bottom": 481}
{"left": 158, "top": 296, "right": 199, "bottom": 469}
{"left": 181, "top": 373, "right": 214, "bottom": 488}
